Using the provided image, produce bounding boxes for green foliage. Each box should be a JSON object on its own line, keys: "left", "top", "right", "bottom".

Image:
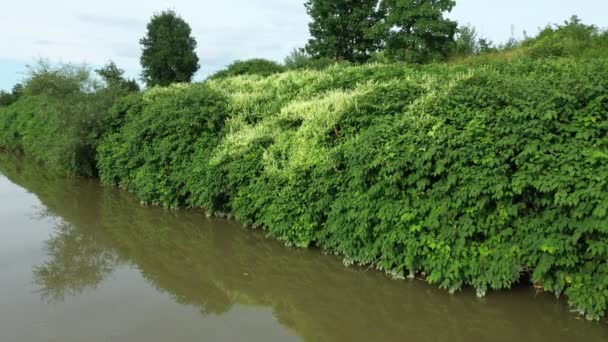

{"left": 453, "top": 25, "right": 479, "bottom": 57}
{"left": 283, "top": 49, "right": 335, "bottom": 70}
{"left": 140, "top": 10, "right": 200, "bottom": 87}
{"left": 0, "top": 84, "right": 23, "bottom": 107}
{"left": 523, "top": 16, "right": 608, "bottom": 59}
{"left": 375, "top": 0, "right": 458, "bottom": 63}
{"left": 0, "top": 61, "right": 132, "bottom": 176}
{"left": 305, "top": 0, "right": 380, "bottom": 62}
{"left": 452, "top": 16, "right": 607, "bottom": 64}
{"left": 95, "top": 58, "right": 608, "bottom": 320}
{"left": 0, "top": 91, "right": 13, "bottom": 107}
{"left": 304, "top": 0, "right": 458, "bottom": 64}
{"left": 477, "top": 38, "right": 496, "bottom": 54}
{"left": 209, "top": 59, "right": 285, "bottom": 80}
{"left": 95, "top": 61, "right": 140, "bottom": 92}
{"left": 97, "top": 83, "right": 228, "bottom": 207}
{"left": 452, "top": 24, "right": 496, "bottom": 57}
{"left": 4, "top": 55, "right": 608, "bottom": 321}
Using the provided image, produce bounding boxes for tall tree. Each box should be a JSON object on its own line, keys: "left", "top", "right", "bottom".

{"left": 453, "top": 24, "right": 479, "bottom": 57}
{"left": 95, "top": 61, "right": 140, "bottom": 92}
{"left": 140, "top": 10, "right": 200, "bottom": 87}
{"left": 305, "top": 0, "right": 380, "bottom": 63}
{"left": 375, "top": 0, "right": 457, "bottom": 63}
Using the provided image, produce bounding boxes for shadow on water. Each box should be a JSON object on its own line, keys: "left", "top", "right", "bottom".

{"left": 0, "top": 152, "right": 607, "bottom": 342}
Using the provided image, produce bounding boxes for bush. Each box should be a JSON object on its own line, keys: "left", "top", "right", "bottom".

{"left": 450, "top": 16, "right": 607, "bottom": 64}
{"left": 0, "top": 62, "right": 133, "bottom": 175}
{"left": 0, "top": 84, "right": 23, "bottom": 107}
{"left": 523, "top": 16, "right": 608, "bottom": 59}
{"left": 4, "top": 56, "right": 608, "bottom": 320}
{"left": 284, "top": 49, "right": 336, "bottom": 70}
{"left": 95, "top": 58, "right": 608, "bottom": 320}
{"left": 209, "top": 59, "right": 285, "bottom": 80}
{"left": 97, "top": 83, "right": 228, "bottom": 207}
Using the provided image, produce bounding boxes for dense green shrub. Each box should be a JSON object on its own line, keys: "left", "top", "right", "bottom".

{"left": 283, "top": 49, "right": 336, "bottom": 70}
{"left": 3, "top": 57, "right": 608, "bottom": 320}
{"left": 94, "top": 59, "right": 608, "bottom": 320}
{"left": 97, "top": 83, "right": 228, "bottom": 207}
{"left": 448, "top": 16, "right": 607, "bottom": 64}
{"left": 523, "top": 16, "right": 608, "bottom": 59}
{"left": 209, "top": 59, "right": 285, "bottom": 80}
{"left": 0, "top": 91, "right": 15, "bottom": 107}
{"left": 0, "top": 84, "right": 23, "bottom": 107}
{"left": 0, "top": 62, "right": 133, "bottom": 175}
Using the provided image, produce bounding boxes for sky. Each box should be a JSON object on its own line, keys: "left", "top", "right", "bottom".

{"left": 0, "top": 0, "right": 606, "bottom": 91}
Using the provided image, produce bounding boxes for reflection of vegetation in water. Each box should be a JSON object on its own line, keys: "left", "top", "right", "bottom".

{"left": 107, "top": 207, "right": 233, "bottom": 315}
{"left": 33, "top": 220, "right": 119, "bottom": 303}
{"left": 1, "top": 152, "right": 606, "bottom": 342}
{"left": 0, "top": 153, "right": 232, "bottom": 315}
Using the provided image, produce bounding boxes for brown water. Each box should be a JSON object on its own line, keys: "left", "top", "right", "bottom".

{"left": 0, "top": 153, "right": 606, "bottom": 342}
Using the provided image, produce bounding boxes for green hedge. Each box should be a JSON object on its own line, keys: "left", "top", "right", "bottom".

{"left": 97, "top": 84, "right": 228, "bottom": 207}
{"left": 0, "top": 64, "right": 130, "bottom": 176}
{"left": 94, "top": 59, "right": 608, "bottom": 319}
{"left": 209, "top": 58, "right": 286, "bottom": 80}
{"left": 3, "top": 59, "right": 608, "bottom": 319}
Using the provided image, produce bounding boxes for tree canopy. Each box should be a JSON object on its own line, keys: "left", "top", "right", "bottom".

{"left": 305, "top": 0, "right": 380, "bottom": 63}
{"left": 96, "top": 61, "right": 140, "bottom": 92}
{"left": 140, "top": 10, "right": 200, "bottom": 87}
{"left": 375, "top": 0, "right": 458, "bottom": 63}
{"left": 305, "top": 0, "right": 458, "bottom": 64}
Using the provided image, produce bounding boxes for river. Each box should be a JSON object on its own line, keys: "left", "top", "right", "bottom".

{"left": 0, "top": 153, "right": 606, "bottom": 342}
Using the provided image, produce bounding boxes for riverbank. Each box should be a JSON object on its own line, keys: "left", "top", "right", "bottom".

{"left": 3, "top": 152, "right": 607, "bottom": 340}
{"left": 1, "top": 58, "right": 608, "bottom": 319}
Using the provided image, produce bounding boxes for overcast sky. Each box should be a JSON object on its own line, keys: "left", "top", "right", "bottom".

{"left": 0, "top": 0, "right": 606, "bottom": 91}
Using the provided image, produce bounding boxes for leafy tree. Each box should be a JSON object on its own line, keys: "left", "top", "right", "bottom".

{"left": 140, "top": 10, "right": 200, "bottom": 87}
{"left": 209, "top": 59, "right": 285, "bottom": 80}
{"left": 305, "top": 0, "right": 381, "bottom": 63}
{"left": 477, "top": 38, "right": 495, "bottom": 54}
{"left": 95, "top": 61, "right": 140, "bottom": 92}
{"left": 453, "top": 24, "right": 478, "bottom": 56}
{"left": 22, "top": 60, "right": 92, "bottom": 97}
{"left": 367, "top": 50, "right": 393, "bottom": 63}
{"left": 0, "top": 91, "right": 13, "bottom": 106}
{"left": 0, "top": 84, "right": 23, "bottom": 107}
{"left": 375, "top": 0, "right": 458, "bottom": 63}
{"left": 284, "top": 49, "right": 313, "bottom": 68}
{"left": 12, "top": 83, "right": 23, "bottom": 96}
{"left": 451, "top": 24, "right": 497, "bottom": 57}
{"left": 283, "top": 49, "right": 335, "bottom": 70}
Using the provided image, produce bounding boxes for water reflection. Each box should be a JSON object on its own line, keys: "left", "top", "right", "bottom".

{"left": 0, "top": 152, "right": 607, "bottom": 342}
{"left": 33, "top": 220, "right": 120, "bottom": 303}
